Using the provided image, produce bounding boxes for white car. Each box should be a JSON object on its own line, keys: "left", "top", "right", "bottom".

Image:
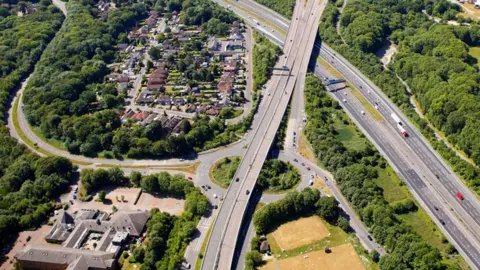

{"left": 213, "top": 194, "right": 218, "bottom": 199}
{"left": 374, "top": 105, "right": 379, "bottom": 110}
{"left": 361, "top": 110, "right": 365, "bottom": 115}
{"left": 342, "top": 98, "right": 347, "bottom": 103}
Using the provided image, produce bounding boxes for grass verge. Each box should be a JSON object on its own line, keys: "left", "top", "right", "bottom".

{"left": 12, "top": 96, "right": 92, "bottom": 165}
{"left": 195, "top": 221, "right": 214, "bottom": 270}
{"left": 224, "top": 0, "right": 287, "bottom": 35}
{"left": 98, "top": 161, "right": 201, "bottom": 174}
{"left": 349, "top": 86, "right": 383, "bottom": 121}
{"left": 317, "top": 57, "right": 383, "bottom": 121}
{"left": 209, "top": 156, "right": 241, "bottom": 188}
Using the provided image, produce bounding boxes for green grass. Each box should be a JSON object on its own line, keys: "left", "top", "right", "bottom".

{"left": 374, "top": 166, "right": 408, "bottom": 203}
{"left": 195, "top": 222, "right": 214, "bottom": 270}
{"left": 32, "top": 126, "right": 67, "bottom": 151}
{"left": 210, "top": 156, "right": 241, "bottom": 188}
{"left": 333, "top": 117, "right": 366, "bottom": 152}
{"left": 374, "top": 166, "right": 468, "bottom": 267}
{"left": 469, "top": 47, "right": 480, "bottom": 66}
{"left": 398, "top": 211, "right": 446, "bottom": 250}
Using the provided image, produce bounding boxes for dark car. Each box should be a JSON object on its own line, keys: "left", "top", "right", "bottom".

{"left": 246, "top": 190, "right": 250, "bottom": 195}
{"left": 439, "top": 219, "right": 446, "bottom": 225}
{"left": 367, "top": 235, "right": 373, "bottom": 241}
{"left": 236, "top": 177, "right": 240, "bottom": 182}
{"left": 434, "top": 206, "right": 439, "bottom": 211}
{"left": 301, "top": 162, "right": 305, "bottom": 166}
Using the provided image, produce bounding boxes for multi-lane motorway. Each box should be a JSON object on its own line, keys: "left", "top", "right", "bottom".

{"left": 217, "top": 0, "right": 480, "bottom": 268}
{"left": 201, "top": 0, "right": 325, "bottom": 268}
{"left": 7, "top": 0, "right": 480, "bottom": 268}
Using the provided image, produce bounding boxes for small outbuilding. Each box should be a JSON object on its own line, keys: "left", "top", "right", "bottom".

{"left": 259, "top": 240, "right": 270, "bottom": 253}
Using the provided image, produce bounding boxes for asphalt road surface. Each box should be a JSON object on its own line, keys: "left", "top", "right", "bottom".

{"left": 201, "top": 0, "right": 325, "bottom": 269}
{"left": 217, "top": 0, "right": 480, "bottom": 268}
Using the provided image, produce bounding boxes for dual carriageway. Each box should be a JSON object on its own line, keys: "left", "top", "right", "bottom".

{"left": 209, "top": 0, "right": 480, "bottom": 268}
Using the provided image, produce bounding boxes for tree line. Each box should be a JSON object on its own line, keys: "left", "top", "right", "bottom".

{"left": 252, "top": 32, "right": 280, "bottom": 91}
{"left": 0, "top": 0, "right": 64, "bottom": 121}
{"left": 81, "top": 169, "right": 210, "bottom": 270}
{"left": 21, "top": 0, "right": 241, "bottom": 159}
{"left": 0, "top": 132, "right": 74, "bottom": 249}
{"left": 319, "top": 0, "right": 480, "bottom": 195}
{"left": 0, "top": 0, "right": 75, "bottom": 257}
{"left": 302, "top": 74, "right": 458, "bottom": 269}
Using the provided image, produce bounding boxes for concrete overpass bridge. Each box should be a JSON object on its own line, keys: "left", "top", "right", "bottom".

{"left": 201, "top": 0, "right": 326, "bottom": 269}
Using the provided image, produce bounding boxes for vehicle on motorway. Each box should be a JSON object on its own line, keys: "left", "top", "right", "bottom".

{"left": 391, "top": 112, "right": 403, "bottom": 125}
{"left": 294, "top": 158, "right": 298, "bottom": 162}
{"left": 361, "top": 110, "right": 365, "bottom": 115}
{"left": 390, "top": 113, "right": 408, "bottom": 137}
{"left": 213, "top": 194, "right": 218, "bottom": 198}
{"left": 343, "top": 98, "right": 347, "bottom": 103}
{"left": 397, "top": 124, "right": 408, "bottom": 137}
{"left": 439, "top": 219, "right": 446, "bottom": 225}
{"left": 434, "top": 206, "right": 439, "bottom": 211}
{"left": 457, "top": 192, "right": 464, "bottom": 200}
{"left": 282, "top": 65, "right": 289, "bottom": 70}
{"left": 325, "top": 78, "right": 346, "bottom": 86}
{"left": 252, "top": 19, "right": 260, "bottom": 25}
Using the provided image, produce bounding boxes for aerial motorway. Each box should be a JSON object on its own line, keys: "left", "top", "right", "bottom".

{"left": 213, "top": 0, "right": 480, "bottom": 268}
{"left": 201, "top": 0, "right": 325, "bottom": 269}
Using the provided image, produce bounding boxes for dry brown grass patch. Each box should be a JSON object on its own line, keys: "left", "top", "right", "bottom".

{"left": 271, "top": 216, "right": 329, "bottom": 250}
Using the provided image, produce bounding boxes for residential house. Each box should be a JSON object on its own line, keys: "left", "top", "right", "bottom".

{"left": 158, "top": 95, "right": 172, "bottom": 106}
{"left": 208, "top": 37, "right": 218, "bottom": 51}
{"left": 147, "top": 68, "right": 168, "bottom": 91}
{"left": 131, "top": 112, "right": 150, "bottom": 122}
{"left": 226, "top": 40, "right": 243, "bottom": 51}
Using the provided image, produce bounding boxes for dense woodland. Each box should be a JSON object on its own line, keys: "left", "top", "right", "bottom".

{"left": 21, "top": 0, "right": 241, "bottom": 159}
{"left": 303, "top": 74, "right": 459, "bottom": 269}
{"left": 0, "top": 0, "right": 75, "bottom": 255}
{"left": 0, "top": 128, "right": 74, "bottom": 248}
{"left": 254, "top": 0, "right": 294, "bottom": 18}
{"left": 0, "top": 0, "right": 63, "bottom": 121}
{"left": 320, "top": 0, "right": 480, "bottom": 194}
{"left": 257, "top": 159, "right": 300, "bottom": 191}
